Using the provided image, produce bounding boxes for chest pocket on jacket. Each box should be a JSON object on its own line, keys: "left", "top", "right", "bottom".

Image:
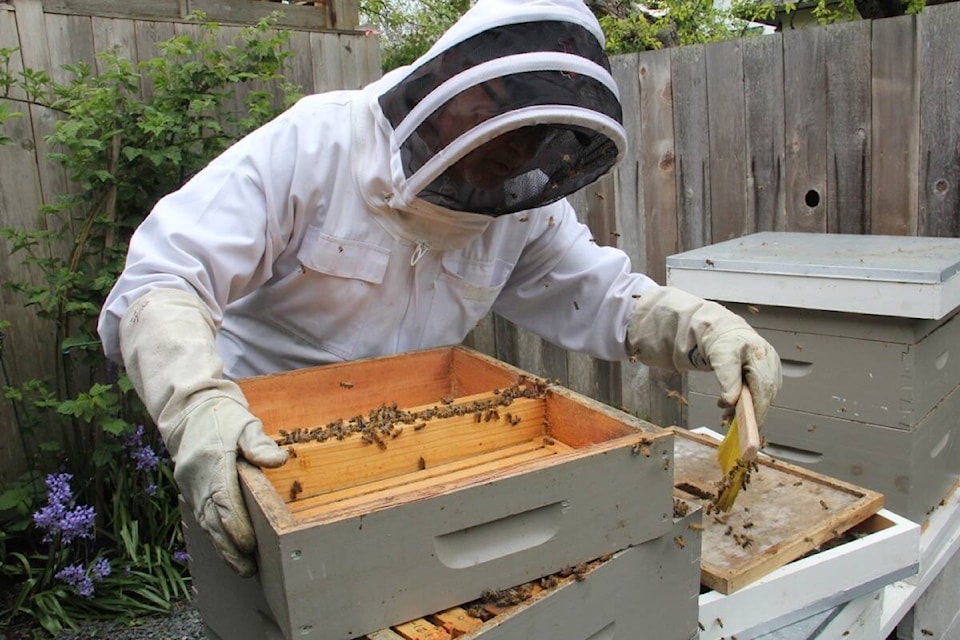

{"left": 297, "top": 226, "right": 390, "bottom": 284}
{"left": 284, "top": 226, "right": 392, "bottom": 361}
{"left": 439, "top": 251, "right": 513, "bottom": 302}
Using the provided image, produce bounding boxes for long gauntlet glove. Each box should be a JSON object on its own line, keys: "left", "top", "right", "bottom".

{"left": 627, "top": 286, "right": 782, "bottom": 426}
{"left": 119, "top": 288, "right": 288, "bottom": 576}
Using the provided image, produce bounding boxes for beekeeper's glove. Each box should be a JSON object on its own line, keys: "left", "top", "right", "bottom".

{"left": 626, "top": 286, "right": 781, "bottom": 426}
{"left": 119, "top": 287, "right": 288, "bottom": 577}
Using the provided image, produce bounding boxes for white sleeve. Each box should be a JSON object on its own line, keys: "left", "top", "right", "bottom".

{"left": 97, "top": 112, "right": 300, "bottom": 364}
{"left": 492, "top": 199, "right": 658, "bottom": 361}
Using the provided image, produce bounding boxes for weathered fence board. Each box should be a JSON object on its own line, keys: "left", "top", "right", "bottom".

{"left": 707, "top": 38, "right": 747, "bottom": 243}
{"left": 825, "top": 20, "right": 871, "bottom": 234}
{"left": 40, "top": 0, "right": 181, "bottom": 22}
{"left": 871, "top": 14, "right": 920, "bottom": 236}
{"left": 673, "top": 43, "right": 710, "bottom": 251}
{"left": 742, "top": 33, "right": 785, "bottom": 232}
{"left": 37, "top": 0, "right": 353, "bottom": 31}
{"left": 917, "top": 2, "right": 960, "bottom": 238}
{"left": 638, "top": 48, "right": 677, "bottom": 286}
{"left": 784, "top": 26, "right": 829, "bottom": 232}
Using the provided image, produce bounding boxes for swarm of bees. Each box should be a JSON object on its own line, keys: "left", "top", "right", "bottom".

{"left": 275, "top": 376, "right": 550, "bottom": 451}
{"left": 460, "top": 552, "right": 612, "bottom": 622}
{"left": 708, "top": 458, "right": 760, "bottom": 514}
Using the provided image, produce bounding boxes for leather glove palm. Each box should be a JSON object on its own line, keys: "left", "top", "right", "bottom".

{"left": 627, "top": 286, "right": 781, "bottom": 426}
{"left": 119, "top": 288, "right": 288, "bottom": 576}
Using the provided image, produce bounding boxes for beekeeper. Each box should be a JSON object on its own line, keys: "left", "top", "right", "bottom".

{"left": 99, "top": 0, "right": 781, "bottom": 579}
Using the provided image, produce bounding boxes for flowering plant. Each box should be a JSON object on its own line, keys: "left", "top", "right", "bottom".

{"left": 0, "top": 15, "right": 299, "bottom": 634}
{"left": 0, "top": 427, "right": 190, "bottom": 635}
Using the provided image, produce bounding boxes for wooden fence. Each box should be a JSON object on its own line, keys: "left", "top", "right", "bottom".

{"left": 467, "top": 2, "right": 960, "bottom": 431}
{"left": 0, "top": 0, "right": 378, "bottom": 479}
{"left": 2, "top": 1, "right": 960, "bottom": 480}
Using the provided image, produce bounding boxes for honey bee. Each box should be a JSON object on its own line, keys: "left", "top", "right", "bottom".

{"left": 688, "top": 523, "right": 704, "bottom": 532}
{"left": 548, "top": 216, "right": 555, "bottom": 226}
{"left": 673, "top": 536, "right": 686, "bottom": 549}
{"left": 418, "top": 457, "right": 426, "bottom": 470}
{"left": 666, "top": 389, "right": 688, "bottom": 406}
{"left": 339, "top": 381, "right": 354, "bottom": 389}
{"left": 573, "top": 563, "right": 589, "bottom": 581}
{"left": 287, "top": 447, "right": 298, "bottom": 458}
{"left": 632, "top": 442, "right": 651, "bottom": 457}
{"left": 573, "top": 300, "right": 580, "bottom": 310}
{"left": 820, "top": 499, "right": 830, "bottom": 510}
{"left": 289, "top": 480, "right": 303, "bottom": 501}
{"left": 705, "top": 259, "right": 715, "bottom": 267}
{"left": 747, "top": 305, "right": 760, "bottom": 315}
{"left": 543, "top": 436, "right": 556, "bottom": 446}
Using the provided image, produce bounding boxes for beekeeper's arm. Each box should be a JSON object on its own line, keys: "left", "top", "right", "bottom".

{"left": 625, "top": 286, "right": 781, "bottom": 425}
{"left": 103, "top": 114, "right": 302, "bottom": 577}
{"left": 120, "top": 288, "right": 287, "bottom": 577}
{"left": 493, "top": 202, "right": 780, "bottom": 424}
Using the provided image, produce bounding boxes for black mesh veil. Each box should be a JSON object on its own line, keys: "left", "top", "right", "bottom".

{"left": 378, "top": 20, "right": 625, "bottom": 217}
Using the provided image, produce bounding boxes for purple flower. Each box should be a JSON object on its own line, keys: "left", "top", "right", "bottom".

{"left": 123, "top": 425, "right": 161, "bottom": 472}
{"left": 173, "top": 549, "right": 190, "bottom": 564}
{"left": 122, "top": 424, "right": 146, "bottom": 449}
{"left": 56, "top": 563, "right": 95, "bottom": 598}
{"left": 33, "top": 474, "right": 96, "bottom": 544}
{"left": 145, "top": 482, "right": 158, "bottom": 496}
{"left": 92, "top": 557, "right": 111, "bottom": 579}
{"left": 57, "top": 504, "right": 96, "bottom": 544}
{"left": 131, "top": 445, "right": 160, "bottom": 472}
{"left": 45, "top": 473, "right": 73, "bottom": 505}
{"left": 56, "top": 558, "right": 111, "bottom": 598}
{"left": 33, "top": 501, "right": 66, "bottom": 536}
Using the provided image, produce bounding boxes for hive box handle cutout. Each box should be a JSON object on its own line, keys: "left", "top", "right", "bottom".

{"left": 434, "top": 502, "right": 566, "bottom": 568}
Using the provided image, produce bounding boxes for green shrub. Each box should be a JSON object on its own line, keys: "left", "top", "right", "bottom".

{"left": 0, "top": 13, "right": 301, "bottom": 634}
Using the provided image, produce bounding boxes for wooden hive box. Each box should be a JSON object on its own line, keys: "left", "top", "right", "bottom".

{"left": 236, "top": 346, "right": 676, "bottom": 640}
{"left": 360, "top": 499, "right": 703, "bottom": 640}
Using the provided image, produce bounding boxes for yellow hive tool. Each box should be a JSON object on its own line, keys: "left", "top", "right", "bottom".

{"left": 715, "top": 385, "right": 761, "bottom": 512}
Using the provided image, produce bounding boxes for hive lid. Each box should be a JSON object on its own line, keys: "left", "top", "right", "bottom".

{"left": 665, "top": 232, "right": 960, "bottom": 319}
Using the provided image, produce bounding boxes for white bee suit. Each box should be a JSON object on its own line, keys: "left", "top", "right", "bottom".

{"left": 99, "top": 0, "right": 655, "bottom": 380}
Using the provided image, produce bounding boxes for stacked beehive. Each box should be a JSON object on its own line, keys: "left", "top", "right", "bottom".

{"left": 670, "top": 232, "right": 960, "bottom": 525}
{"left": 186, "top": 346, "right": 702, "bottom": 640}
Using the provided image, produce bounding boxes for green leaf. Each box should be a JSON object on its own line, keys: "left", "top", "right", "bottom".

{"left": 0, "top": 484, "right": 30, "bottom": 510}
{"left": 100, "top": 416, "right": 129, "bottom": 437}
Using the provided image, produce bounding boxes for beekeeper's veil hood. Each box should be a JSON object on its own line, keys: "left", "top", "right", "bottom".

{"left": 354, "top": 0, "right": 626, "bottom": 242}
